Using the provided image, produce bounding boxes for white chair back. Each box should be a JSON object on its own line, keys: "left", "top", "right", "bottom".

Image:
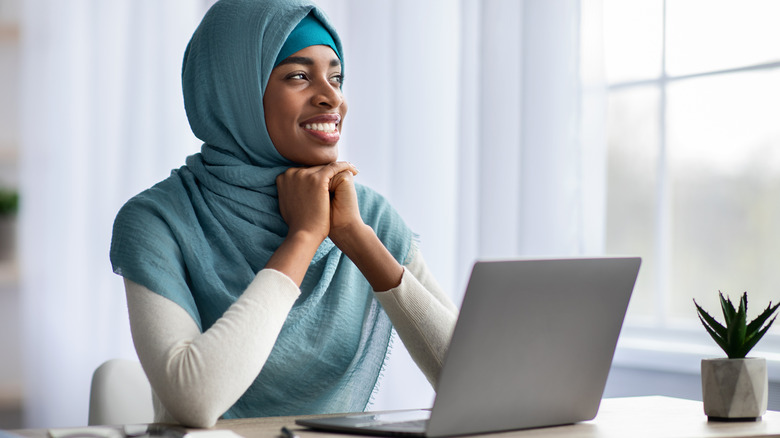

{"left": 88, "top": 359, "right": 154, "bottom": 425}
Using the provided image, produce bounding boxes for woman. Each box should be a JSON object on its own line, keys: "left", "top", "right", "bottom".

{"left": 110, "top": 0, "right": 457, "bottom": 428}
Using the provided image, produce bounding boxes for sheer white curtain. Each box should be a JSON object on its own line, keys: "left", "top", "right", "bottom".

{"left": 322, "top": 0, "right": 606, "bottom": 411}
{"left": 19, "top": 0, "right": 206, "bottom": 427}
{"left": 18, "top": 0, "right": 604, "bottom": 427}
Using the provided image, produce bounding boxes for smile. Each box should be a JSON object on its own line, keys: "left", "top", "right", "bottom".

{"left": 304, "top": 122, "right": 338, "bottom": 133}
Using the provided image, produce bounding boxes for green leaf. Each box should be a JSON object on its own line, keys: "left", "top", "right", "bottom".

{"left": 726, "top": 296, "right": 747, "bottom": 357}
{"left": 719, "top": 292, "right": 736, "bottom": 323}
{"left": 740, "top": 316, "right": 777, "bottom": 358}
{"left": 697, "top": 315, "right": 730, "bottom": 354}
{"left": 0, "top": 188, "right": 18, "bottom": 215}
{"left": 694, "top": 299, "right": 727, "bottom": 339}
{"left": 746, "top": 301, "right": 780, "bottom": 336}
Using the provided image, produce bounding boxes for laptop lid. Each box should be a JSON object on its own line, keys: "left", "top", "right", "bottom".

{"left": 297, "top": 257, "right": 641, "bottom": 437}
{"left": 426, "top": 257, "right": 640, "bottom": 437}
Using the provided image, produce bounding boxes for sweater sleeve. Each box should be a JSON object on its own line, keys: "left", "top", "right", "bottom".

{"left": 373, "top": 247, "right": 459, "bottom": 388}
{"left": 124, "top": 269, "right": 301, "bottom": 428}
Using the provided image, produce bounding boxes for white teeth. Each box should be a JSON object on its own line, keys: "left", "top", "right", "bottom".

{"left": 305, "top": 122, "right": 337, "bottom": 133}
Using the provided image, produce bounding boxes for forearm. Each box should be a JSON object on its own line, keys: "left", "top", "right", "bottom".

{"left": 265, "top": 230, "right": 324, "bottom": 286}
{"left": 125, "top": 269, "right": 300, "bottom": 427}
{"left": 330, "top": 222, "right": 404, "bottom": 291}
{"left": 374, "top": 249, "right": 459, "bottom": 387}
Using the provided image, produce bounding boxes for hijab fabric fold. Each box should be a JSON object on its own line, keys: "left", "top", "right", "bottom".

{"left": 110, "top": 0, "right": 412, "bottom": 418}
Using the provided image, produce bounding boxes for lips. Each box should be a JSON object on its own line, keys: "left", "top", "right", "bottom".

{"left": 300, "top": 114, "right": 341, "bottom": 143}
{"left": 301, "top": 114, "right": 341, "bottom": 130}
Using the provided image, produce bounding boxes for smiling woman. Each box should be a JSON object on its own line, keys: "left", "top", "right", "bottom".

{"left": 17, "top": 0, "right": 600, "bottom": 428}
{"left": 108, "top": 0, "right": 457, "bottom": 428}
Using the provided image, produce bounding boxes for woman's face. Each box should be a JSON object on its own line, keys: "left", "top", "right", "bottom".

{"left": 264, "top": 45, "right": 347, "bottom": 166}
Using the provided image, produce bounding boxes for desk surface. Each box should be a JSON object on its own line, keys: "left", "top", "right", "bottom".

{"left": 12, "top": 396, "right": 780, "bottom": 438}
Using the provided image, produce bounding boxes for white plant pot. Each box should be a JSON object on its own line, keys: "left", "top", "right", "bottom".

{"left": 701, "top": 357, "right": 767, "bottom": 420}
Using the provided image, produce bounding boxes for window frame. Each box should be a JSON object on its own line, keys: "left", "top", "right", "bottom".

{"left": 606, "top": 0, "right": 780, "bottom": 377}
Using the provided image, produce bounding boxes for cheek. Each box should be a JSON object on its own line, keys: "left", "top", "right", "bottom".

{"left": 262, "top": 94, "right": 276, "bottom": 130}
{"left": 263, "top": 110, "right": 282, "bottom": 146}
{"left": 269, "top": 100, "right": 299, "bottom": 129}
{"left": 263, "top": 96, "right": 296, "bottom": 143}
{"left": 340, "top": 101, "right": 348, "bottom": 126}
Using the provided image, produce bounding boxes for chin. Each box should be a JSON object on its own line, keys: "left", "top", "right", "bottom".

{"left": 294, "top": 151, "right": 339, "bottom": 166}
{"left": 312, "top": 148, "right": 340, "bottom": 165}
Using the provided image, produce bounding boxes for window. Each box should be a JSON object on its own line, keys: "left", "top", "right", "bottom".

{"left": 604, "top": 0, "right": 780, "bottom": 327}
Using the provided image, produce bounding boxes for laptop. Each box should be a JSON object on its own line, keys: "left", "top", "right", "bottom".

{"left": 296, "top": 257, "right": 641, "bottom": 437}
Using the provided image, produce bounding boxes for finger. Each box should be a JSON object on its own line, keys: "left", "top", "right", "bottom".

{"left": 277, "top": 166, "right": 329, "bottom": 191}
{"left": 321, "top": 161, "right": 358, "bottom": 177}
{"left": 329, "top": 169, "right": 354, "bottom": 191}
{"left": 276, "top": 166, "right": 303, "bottom": 183}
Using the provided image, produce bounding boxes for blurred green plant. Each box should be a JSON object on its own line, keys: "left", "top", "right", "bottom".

{"left": 694, "top": 292, "right": 780, "bottom": 359}
{"left": 0, "top": 188, "right": 19, "bottom": 216}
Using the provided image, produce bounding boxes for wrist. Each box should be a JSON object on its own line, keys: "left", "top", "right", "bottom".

{"left": 285, "top": 228, "right": 327, "bottom": 250}
{"left": 329, "top": 222, "right": 371, "bottom": 254}
{"left": 330, "top": 222, "right": 404, "bottom": 291}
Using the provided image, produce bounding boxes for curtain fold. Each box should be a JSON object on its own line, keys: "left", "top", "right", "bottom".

{"left": 18, "top": 0, "right": 603, "bottom": 427}
{"left": 19, "top": 0, "right": 204, "bottom": 427}
{"left": 324, "top": 0, "right": 605, "bottom": 412}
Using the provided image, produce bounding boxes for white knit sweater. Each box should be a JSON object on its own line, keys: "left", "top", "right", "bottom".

{"left": 124, "top": 245, "right": 458, "bottom": 427}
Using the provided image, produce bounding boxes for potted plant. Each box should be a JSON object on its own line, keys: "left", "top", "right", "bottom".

{"left": 0, "top": 188, "right": 19, "bottom": 261}
{"left": 694, "top": 292, "right": 779, "bottom": 420}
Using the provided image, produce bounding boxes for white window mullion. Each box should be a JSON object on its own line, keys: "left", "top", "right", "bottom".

{"left": 655, "top": 0, "right": 671, "bottom": 328}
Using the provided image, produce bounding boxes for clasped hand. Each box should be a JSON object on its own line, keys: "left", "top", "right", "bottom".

{"left": 276, "top": 161, "right": 362, "bottom": 244}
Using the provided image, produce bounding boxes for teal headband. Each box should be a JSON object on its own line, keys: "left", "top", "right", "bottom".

{"left": 274, "top": 12, "right": 341, "bottom": 68}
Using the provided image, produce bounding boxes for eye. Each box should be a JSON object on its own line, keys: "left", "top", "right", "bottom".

{"left": 286, "top": 72, "right": 308, "bottom": 81}
{"left": 330, "top": 73, "right": 344, "bottom": 85}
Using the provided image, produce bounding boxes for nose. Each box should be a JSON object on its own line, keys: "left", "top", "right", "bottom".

{"left": 311, "top": 79, "right": 343, "bottom": 109}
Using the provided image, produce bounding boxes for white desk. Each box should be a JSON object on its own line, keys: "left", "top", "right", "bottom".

{"left": 214, "top": 396, "right": 780, "bottom": 438}
{"left": 12, "top": 396, "right": 780, "bottom": 438}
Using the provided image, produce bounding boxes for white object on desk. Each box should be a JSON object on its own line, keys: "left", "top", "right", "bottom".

{"left": 184, "top": 432, "right": 244, "bottom": 438}
{"left": 48, "top": 427, "right": 123, "bottom": 438}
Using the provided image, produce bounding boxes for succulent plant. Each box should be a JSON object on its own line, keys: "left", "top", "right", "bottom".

{"left": 0, "top": 188, "right": 18, "bottom": 216}
{"left": 694, "top": 292, "right": 780, "bottom": 359}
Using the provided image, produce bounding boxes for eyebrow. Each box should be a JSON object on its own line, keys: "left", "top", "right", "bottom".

{"left": 276, "top": 56, "right": 341, "bottom": 68}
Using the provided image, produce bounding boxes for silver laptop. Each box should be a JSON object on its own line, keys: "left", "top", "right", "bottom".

{"left": 296, "top": 257, "right": 641, "bottom": 437}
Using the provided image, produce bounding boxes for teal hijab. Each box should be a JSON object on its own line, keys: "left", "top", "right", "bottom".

{"left": 110, "top": 0, "right": 413, "bottom": 418}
